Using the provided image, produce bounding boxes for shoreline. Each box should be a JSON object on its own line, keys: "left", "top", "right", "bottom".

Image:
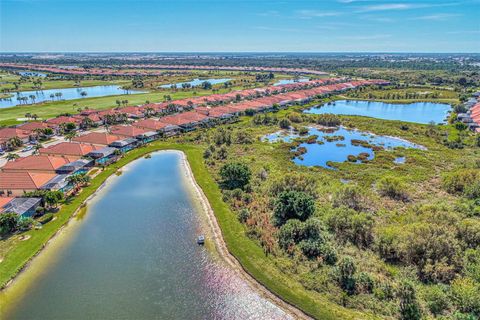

{"left": 1, "top": 149, "right": 309, "bottom": 320}
{"left": 177, "top": 151, "right": 311, "bottom": 320}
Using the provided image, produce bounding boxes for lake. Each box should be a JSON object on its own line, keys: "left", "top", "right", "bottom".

{"left": 273, "top": 78, "right": 309, "bottom": 86}
{"left": 0, "top": 85, "right": 145, "bottom": 109}
{"left": 263, "top": 127, "right": 424, "bottom": 169}
{"left": 160, "top": 78, "right": 232, "bottom": 88}
{"left": 1, "top": 152, "right": 290, "bottom": 320}
{"left": 19, "top": 71, "right": 47, "bottom": 77}
{"left": 303, "top": 100, "right": 451, "bottom": 124}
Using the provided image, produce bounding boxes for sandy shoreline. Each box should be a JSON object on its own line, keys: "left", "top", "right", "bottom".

{"left": 177, "top": 151, "right": 312, "bottom": 320}
{"left": 1, "top": 150, "right": 311, "bottom": 319}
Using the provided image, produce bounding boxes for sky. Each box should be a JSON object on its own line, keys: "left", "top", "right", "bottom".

{"left": 0, "top": 0, "right": 479, "bottom": 53}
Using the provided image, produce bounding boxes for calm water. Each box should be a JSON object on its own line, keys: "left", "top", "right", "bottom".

{"left": 264, "top": 127, "right": 424, "bottom": 169}
{"left": 19, "top": 71, "right": 47, "bottom": 77}
{"left": 273, "top": 78, "right": 309, "bottom": 86}
{"left": 304, "top": 100, "right": 451, "bottom": 124}
{"left": 160, "top": 78, "right": 232, "bottom": 88}
{"left": 3, "top": 152, "right": 290, "bottom": 320}
{"left": 0, "top": 85, "right": 144, "bottom": 109}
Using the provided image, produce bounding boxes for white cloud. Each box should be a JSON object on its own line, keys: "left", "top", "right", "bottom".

{"left": 410, "top": 13, "right": 461, "bottom": 20}
{"left": 295, "top": 10, "right": 343, "bottom": 19}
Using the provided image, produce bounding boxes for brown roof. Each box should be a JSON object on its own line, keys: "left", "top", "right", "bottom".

{"left": 2, "top": 155, "right": 70, "bottom": 172}
{"left": 110, "top": 125, "right": 150, "bottom": 137}
{"left": 72, "top": 132, "right": 123, "bottom": 145}
{"left": 0, "top": 172, "right": 56, "bottom": 190}
{"left": 39, "top": 142, "right": 101, "bottom": 156}
{"left": 0, "top": 128, "right": 31, "bottom": 140}
{"left": 17, "top": 122, "right": 49, "bottom": 132}
{"left": 133, "top": 119, "right": 169, "bottom": 131}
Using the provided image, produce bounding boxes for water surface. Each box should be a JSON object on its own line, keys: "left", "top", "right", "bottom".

{"left": 304, "top": 100, "right": 451, "bottom": 124}
{"left": 18, "top": 71, "right": 47, "bottom": 77}
{"left": 273, "top": 78, "right": 309, "bottom": 86}
{"left": 264, "top": 127, "right": 424, "bottom": 169}
{"left": 0, "top": 85, "right": 144, "bottom": 109}
{"left": 3, "top": 152, "right": 290, "bottom": 320}
{"left": 160, "top": 78, "right": 231, "bottom": 88}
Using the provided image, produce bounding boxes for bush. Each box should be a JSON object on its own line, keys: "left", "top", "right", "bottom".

{"left": 269, "top": 173, "right": 318, "bottom": 198}
{"left": 377, "top": 176, "right": 409, "bottom": 201}
{"left": 450, "top": 277, "right": 480, "bottom": 316}
{"left": 457, "top": 219, "right": 480, "bottom": 248}
{"left": 332, "top": 184, "right": 365, "bottom": 211}
{"left": 422, "top": 285, "right": 450, "bottom": 316}
{"left": 443, "top": 169, "right": 480, "bottom": 195}
{"left": 219, "top": 162, "right": 251, "bottom": 190}
{"left": 398, "top": 280, "right": 422, "bottom": 320}
{"left": 316, "top": 113, "right": 341, "bottom": 126}
{"left": 0, "top": 212, "right": 19, "bottom": 235}
{"left": 327, "top": 207, "right": 374, "bottom": 248}
{"left": 273, "top": 191, "right": 315, "bottom": 226}
{"left": 278, "top": 219, "right": 304, "bottom": 250}
{"left": 279, "top": 119, "right": 291, "bottom": 129}
{"left": 337, "top": 256, "right": 357, "bottom": 295}
{"left": 38, "top": 213, "right": 54, "bottom": 225}
{"left": 17, "top": 217, "right": 35, "bottom": 231}
{"left": 238, "top": 209, "right": 250, "bottom": 223}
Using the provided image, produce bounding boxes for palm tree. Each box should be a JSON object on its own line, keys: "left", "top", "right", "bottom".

{"left": 32, "top": 143, "right": 43, "bottom": 155}
{"left": 6, "top": 153, "right": 20, "bottom": 161}
{"left": 80, "top": 91, "right": 87, "bottom": 98}
{"left": 50, "top": 93, "right": 55, "bottom": 100}
{"left": 32, "top": 114, "right": 39, "bottom": 120}
{"left": 64, "top": 131, "right": 78, "bottom": 142}
{"left": 25, "top": 113, "right": 32, "bottom": 120}
{"left": 29, "top": 94, "right": 36, "bottom": 104}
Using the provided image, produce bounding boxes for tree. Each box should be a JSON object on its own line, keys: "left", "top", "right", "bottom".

{"left": 273, "top": 191, "right": 315, "bottom": 226}
{"left": 398, "top": 280, "right": 422, "bottom": 320}
{"left": 32, "top": 143, "right": 43, "bottom": 155}
{"left": 64, "top": 131, "right": 78, "bottom": 142}
{"left": 6, "top": 153, "right": 20, "bottom": 161}
{"left": 0, "top": 212, "right": 19, "bottom": 235}
{"left": 279, "top": 119, "right": 291, "bottom": 129}
{"left": 338, "top": 256, "right": 357, "bottom": 295}
{"left": 44, "top": 190, "right": 64, "bottom": 208}
{"left": 219, "top": 162, "right": 251, "bottom": 190}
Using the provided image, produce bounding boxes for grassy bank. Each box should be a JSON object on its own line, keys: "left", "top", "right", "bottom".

{"left": 0, "top": 139, "right": 377, "bottom": 319}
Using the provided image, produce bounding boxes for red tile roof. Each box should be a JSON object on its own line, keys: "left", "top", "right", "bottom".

{"left": 110, "top": 125, "right": 151, "bottom": 137}
{"left": 133, "top": 119, "right": 170, "bottom": 131}
{"left": 72, "top": 132, "right": 123, "bottom": 145}
{"left": 1, "top": 155, "right": 70, "bottom": 172}
{"left": 0, "top": 172, "right": 56, "bottom": 190}
{"left": 17, "top": 122, "right": 49, "bottom": 132}
{"left": 39, "top": 142, "right": 102, "bottom": 156}
{"left": 0, "top": 128, "right": 31, "bottom": 140}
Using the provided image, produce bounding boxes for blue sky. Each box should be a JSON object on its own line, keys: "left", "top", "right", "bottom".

{"left": 1, "top": 0, "right": 479, "bottom": 52}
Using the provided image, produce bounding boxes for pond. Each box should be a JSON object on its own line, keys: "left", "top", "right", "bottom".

{"left": 273, "top": 78, "right": 309, "bottom": 86}
{"left": 160, "top": 78, "right": 232, "bottom": 88}
{"left": 19, "top": 71, "right": 47, "bottom": 77}
{"left": 1, "top": 152, "right": 290, "bottom": 320}
{"left": 0, "top": 85, "right": 145, "bottom": 109}
{"left": 303, "top": 100, "right": 451, "bottom": 124}
{"left": 263, "top": 127, "right": 424, "bottom": 169}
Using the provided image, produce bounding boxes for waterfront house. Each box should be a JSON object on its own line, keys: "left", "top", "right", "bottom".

{"left": 38, "top": 142, "right": 102, "bottom": 161}
{"left": 1, "top": 155, "right": 71, "bottom": 174}
{"left": 72, "top": 132, "right": 124, "bottom": 146}
{"left": 0, "top": 172, "right": 56, "bottom": 196}
{"left": 109, "top": 137, "right": 138, "bottom": 153}
{"left": 45, "top": 116, "right": 81, "bottom": 133}
{"left": 40, "top": 174, "right": 74, "bottom": 194}
{"left": 0, "top": 197, "right": 42, "bottom": 218}
{"left": 110, "top": 125, "right": 159, "bottom": 143}
{"left": 132, "top": 119, "right": 180, "bottom": 136}
{"left": 55, "top": 158, "right": 94, "bottom": 175}
{"left": 159, "top": 111, "right": 210, "bottom": 132}
{"left": 86, "top": 147, "right": 119, "bottom": 166}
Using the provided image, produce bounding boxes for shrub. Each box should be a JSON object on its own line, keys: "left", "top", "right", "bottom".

{"left": 38, "top": 213, "right": 54, "bottom": 225}
{"left": 422, "top": 285, "right": 450, "bottom": 316}
{"left": 269, "top": 173, "right": 317, "bottom": 198}
{"left": 327, "top": 207, "right": 374, "bottom": 248}
{"left": 219, "top": 162, "right": 251, "bottom": 190}
{"left": 450, "top": 277, "right": 480, "bottom": 316}
{"left": 279, "top": 119, "right": 291, "bottom": 129}
{"left": 355, "top": 272, "right": 374, "bottom": 294}
{"left": 0, "top": 212, "right": 19, "bottom": 235}
{"left": 398, "top": 280, "right": 422, "bottom": 320}
{"left": 457, "top": 219, "right": 480, "bottom": 248}
{"left": 443, "top": 169, "right": 480, "bottom": 195}
{"left": 337, "top": 256, "right": 357, "bottom": 295}
{"left": 273, "top": 191, "right": 315, "bottom": 226}
{"left": 17, "top": 217, "right": 35, "bottom": 231}
{"left": 238, "top": 209, "right": 250, "bottom": 223}
{"left": 332, "top": 184, "right": 365, "bottom": 211}
{"left": 278, "top": 219, "right": 305, "bottom": 250}
{"left": 377, "top": 176, "right": 409, "bottom": 201}
{"left": 316, "top": 113, "right": 341, "bottom": 126}
{"left": 464, "top": 181, "right": 480, "bottom": 200}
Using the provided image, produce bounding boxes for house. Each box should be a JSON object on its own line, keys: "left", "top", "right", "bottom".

{"left": 115, "top": 106, "right": 145, "bottom": 119}
{"left": 109, "top": 137, "right": 138, "bottom": 153}
{"left": 39, "top": 142, "right": 102, "bottom": 161}
{"left": 0, "top": 197, "right": 43, "bottom": 218}
{"left": 110, "top": 125, "right": 159, "bottom": 143}
{"left": 55, "top": 159, "right": 94, "bottom": 175}
{"left": 1, "top": 155, "right": 71, "bottom": 174}
{"left": 159, "top": 111, "right": 211, "bottom": 131}
{"left": 40, "top": 174, "right": 74, "bottom": 194}
{"left": 0, "top": 172, "right": 56, "bottom": 196}
{"left": 72, "top": 132, "right": 124, "bottom": 146}
{"left": 45, "top": 116, "right": 81, "bottom": 132}
{"left": 86, "top": 147, "right": 119, "bottom": 166}
{"left": 17, "top": 121, "right": 50, "bottom": 134}
{"left": 0, "top": 127, "right": 32, "bottom": 151}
